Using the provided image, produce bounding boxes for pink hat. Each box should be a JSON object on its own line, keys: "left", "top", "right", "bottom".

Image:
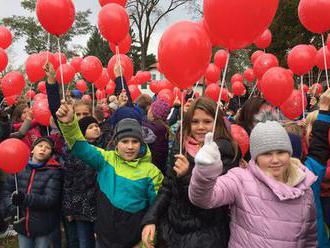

{"left": 151, "top": 99, "right": 170, "bottom": 121}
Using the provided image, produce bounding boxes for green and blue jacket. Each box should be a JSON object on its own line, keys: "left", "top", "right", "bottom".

{"left": 59, "top": 117, "right": 164, "bottom": 247}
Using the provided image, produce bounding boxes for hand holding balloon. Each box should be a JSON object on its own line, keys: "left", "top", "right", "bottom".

{"left": 43, "top": 62, "right": 56, "bottom": 84}
{"left": 56, "top": 100, "right": 74, "bottom": 124}
{"left": 114, "top": 61, "right": 124, "bottom": 78}
{"left": 319, "top": 88, "right": 330, "bottom": 111}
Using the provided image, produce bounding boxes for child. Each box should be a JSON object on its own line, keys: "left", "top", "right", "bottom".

{"left": 189, "top": 119, "right": 325, "bottom": 247}
{"left": 62, "top": 116, "right": 101, "bottom": 248}
{"left": 141, "top": 97, "right": 239, "bottom": 248}
{"left": 0, "top": 137, "right": 63, "bottom": 248}
{"left": 56, "top": 101, "right": 163, "bottom": 247}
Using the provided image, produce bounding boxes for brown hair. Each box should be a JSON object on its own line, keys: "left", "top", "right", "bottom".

{"left": 235, "top": 97, "right": 267, "bottom": 134}
{"left": 11, "top": 102, "right": 29, "bottom": 123}
{"left": 73, "top": 99, "right": 92, "bottom": 114}
{"left": 136, "top": 94, "right": 152, "bottom": 113}
{"left": 183, "top": 97, "right": 236, "bottom": 149}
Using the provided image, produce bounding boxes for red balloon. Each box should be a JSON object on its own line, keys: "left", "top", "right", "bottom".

{"left": 70, "top": 57, "right": 83, "bottom": 72}
{"left": 82, "top": 94, "right": 92, "bottom": 102}
{"left": 107, "top": 54, "right": 134, "bottom": 81}
{"left": 36, "top": 0, "right": 75, "bottom": 36}
{"left": 302, "top": 84, "right": 309, "bottom": 93}
{"left": 38, "top": 81, "right": 46, "bottom": 94}
{"left": 56, "top": 63, "right": 75, "bottom": 84}
{"left": 254, "top": 29, "right": 272, "bottom": 49}
{"left": 109, "top": 34, "right": 131, "bottom": 54}
{"left": 214, "top": 50, "right": 229, "bottom": 69}
{"left": 128, "top": 85, "right": 141, "bottom": 101}
{"left": 96, "top": 89, "right": 106, "bottom": 100}
{"left": 298, "top": 0, "right": 330, "bottom": 34}
{"left": 261, "top": 67, "right": 294, "bottom": 107}
{"left": 0, "top": 26, "right": 12, "bottom": 49}
{"left": 316, "top": 46, "right": 330, "bottom": 70}
{"left": 280, "top": 90, "right": 307, "bottom": 120}
{"left": 106, "top": 80, "right": 116, "bottom": 95}
{"left": 39, "top": 51, "right": 56, "bottom": 68}
{"left": 253, "top": 53, "right": 279, "bottom": 79}
{"left": 5, "top": 95, "right": 18, "bottom": 106}
{"left": 53, "top": 52, "right": 67, "bottom": 70}
{"left": 81, "top": 56, "right": 103, "bottom": 82}
{"left": 95, "top": 69, "right": 109, "bottom": 89}
{"left": 26, "top": 54, "right": 47, "bottom": 82}
{"left": 158, "top": 79, "right": 175, "bottom": 91}
{"left": 173, "top": 87, "right": 186, "bottom": 103}
{"left": 231, "top": 124, "right": 249, "bottom": 156}
{"left": 32, "top": 99, "right": 51, "bottom": 126}
{"left": 327, "top": 34, "right": 330, "bottom": 50}
{"left": 287, "top": 45, "right": 316, "bottom": 76}
{"left": 157, "top": 63, "right": 164, "bottom": 74}
{"left": 205, "top": 63, "right": 221, "bottom": 83}
{"left": 204, "top": 0, "right": 279, "bottom": 50}
{"left": 142, "top": 71, "right": 152, "bottom": 83}
{"left": 76, "top": 80, "right": 88, "bottom": 93}
{"left": 0, "top": 138, "right": 30, "bottom": 174}
{"left": 1, "top": 71, "right": 25, "bottom": 97}
{"left": 158, "top": 89, "right": 175, "bottom": 106}
{"left": 149, "top": 80, "right": 159, "bottom": 94}
{"left": 98, "top": 3, "right": 129, "bottom": 43}
{"left": 0, "top": 48, "right": 8, "bottom": 72}
{"left": 26, "top": 89, "right": 36, "bottom": 100}
{"left": 158, "top": 21, "right": 212, "bottom": 90}
{"left": 34, "top": 93, "right": 47, "bottom": 102}
{"left": 243, "top": 68, "right": 255, "bottom": 83}
{"left": 99, "top": 0, "right": 127, "bottom": 7}
{"left": 251, "top": 50, "right": 265, "bottom": 64}
{"left": 205, "top": 83, "right": 229, "bottom": 102}
{"left": 231, "top": 73, "right": 244, "bottom": 84}
{"left": 232, "top": 81, "right": 246, "bottom": 96}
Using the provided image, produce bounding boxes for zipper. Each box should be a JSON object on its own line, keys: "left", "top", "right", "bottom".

{"left": 25, "top": 169, "right": 36, "bottom": 237}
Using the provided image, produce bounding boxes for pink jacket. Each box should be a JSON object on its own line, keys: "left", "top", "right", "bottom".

{"left": 189, "top": 158, "right": 318, "bottom": 248}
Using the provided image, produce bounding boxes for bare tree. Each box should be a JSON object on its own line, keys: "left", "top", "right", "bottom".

{"left": 127, "top": 0, "right": 194, "bottom": 70}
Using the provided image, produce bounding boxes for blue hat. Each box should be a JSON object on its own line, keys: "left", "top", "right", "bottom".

{"left": 109, "top": 106, "right": 142, "bottom": 127}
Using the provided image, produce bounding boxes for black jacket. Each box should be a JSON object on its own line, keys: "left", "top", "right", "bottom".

{"left": 141, "top": 139, "right": 240, "bottom": 248}
{"left": 0, "top": 160, "right": 63, "bottom": 237}
{"left": 62, "top": 149, "right": 98, "bottom": 222}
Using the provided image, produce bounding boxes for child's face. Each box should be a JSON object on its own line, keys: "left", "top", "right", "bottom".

{"left": 75, "top": 105, "right": 91, "bottom": 120}
{"left": 85, "top": 123, "right": 101, "bottom": 141}
{"left": 191, "top": 109, "right": 214, "bottom": 144}
{"left": 32, "top": 141, "right": 52, "bottom": 163}
{"left": 116, "top": 137, "right": 141, "bottom": 161}
{"left": 21, "top": 107, "right": 29, "bottom": 121}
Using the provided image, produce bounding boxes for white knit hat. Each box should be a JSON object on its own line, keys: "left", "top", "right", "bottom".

{"left": 250, "top": 121, "right": 293, "bottom": 160}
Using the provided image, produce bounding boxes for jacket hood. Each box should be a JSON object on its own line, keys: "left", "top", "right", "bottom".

{"left": 248, "top": 158, "right": 317, "bottom": 201}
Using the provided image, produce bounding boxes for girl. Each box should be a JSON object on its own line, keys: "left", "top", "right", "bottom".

{"left": 141, "top": 97, "right": 239, "bottom": 248}
{"left": 189, "top": 89, "right": 330, "bottom": 247}
{"left": 56, "top": 101, "right": 163, "bottom": 248}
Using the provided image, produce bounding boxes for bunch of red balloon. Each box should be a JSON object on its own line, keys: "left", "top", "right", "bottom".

{"left": 0, "top": 26, "right": 11, "bottom": 73}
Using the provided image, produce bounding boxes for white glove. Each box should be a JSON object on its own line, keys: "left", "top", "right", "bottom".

{"left": 195, "top": 133, "right": 221, "bottom": 166}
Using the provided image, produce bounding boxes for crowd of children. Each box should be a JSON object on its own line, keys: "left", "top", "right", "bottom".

{"left": 0, "top": 61, "right": 329, "bottom": 248}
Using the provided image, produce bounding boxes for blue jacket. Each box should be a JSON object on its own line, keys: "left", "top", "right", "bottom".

{"left": 304, "top": 111, "right": 330, "bottom": 247}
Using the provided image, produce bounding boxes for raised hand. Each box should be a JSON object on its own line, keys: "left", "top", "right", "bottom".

{"left": 195, "top": 133, "right": 221, "bottom": 167}
{"left": 43, "top": 62, "right": 56, "bottom": 84}
{"left": 56, "top": 100, "right": 74, "bottom": 124}
{"left": 319, "top": 88, "right": 330, "bottom": 111}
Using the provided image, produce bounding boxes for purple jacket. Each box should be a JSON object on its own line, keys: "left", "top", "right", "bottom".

{"left": 189, "top": 158, "right": 318, "bottom": 248}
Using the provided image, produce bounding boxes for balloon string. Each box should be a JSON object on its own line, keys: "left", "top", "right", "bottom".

{"left": 0, "top": 98, "right": 4, "bottom": 108}
{"left": 321, "top": 34, "right": 330, "bottom": 89}
{"left": 29, "top": 83, "right": 32, "bottom": 106}
{"left": 46, "top": 33, "right": 50, "bottom": 63}
{"left": 47, "top": 126, "right": 50, "bottom": 136}
{"left": 248, "top": 82, "right": 258, "bottom": 99}
{"left": 191, "top": 81, "right": 200, "bottom": 100}
{"left": 308, "top": 70, "right": 312, "bottom": 88}
{"left": 92, "top": 84, "right": 95, "bottom": 117}
{"left": 300, "top": 76, "right": 306, "bottom": 119}
{"left": 57, "top": 38, "right": 65, "bottom": 100}
{"left": 212, "top": 52, "right": 230, "bottom": 136}
{"left": 14, "top": 174, "right": 20, "bottom": 221}
{"left": 317, "top": 70, "right": 322, "bottom": 83}
{"left": 179, "top": 90, "right": 184, "bottom": 155}
{"left": 115, "top": 45, "right": 125, "bottom": 91}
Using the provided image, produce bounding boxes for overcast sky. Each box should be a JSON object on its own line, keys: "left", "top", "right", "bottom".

{"left": 1, "top": 0, "right": 198, "bottom": 68}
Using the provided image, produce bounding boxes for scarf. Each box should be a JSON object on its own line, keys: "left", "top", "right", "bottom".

{"left": 184, "top": 136, "right": 200, "bottom": 158}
